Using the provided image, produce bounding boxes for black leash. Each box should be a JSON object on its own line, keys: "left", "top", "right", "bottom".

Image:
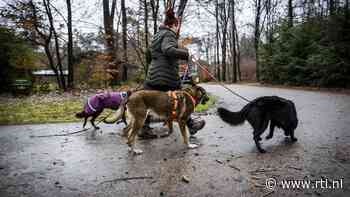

{"left": 29, "top": 111, "right": 115, "bottom": 138}
{"left": 190, "top": 57, "right": 251, "bottom": 103}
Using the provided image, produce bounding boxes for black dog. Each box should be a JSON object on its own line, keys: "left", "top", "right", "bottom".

{"left": 217, "top": 96, "right": 298, "bottom": 153}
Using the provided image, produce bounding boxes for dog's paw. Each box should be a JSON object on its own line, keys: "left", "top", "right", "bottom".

{"left": 258, "top": 149, "right": 267, "bottom": 153}
{"left": 291, "top": 137, "right": 298, "bottom": 142}
{"left": 265, "top": 135, "right": 273, "bottom": 140}
{"left": 187, "top": 143, "right": 199, "bottom": 149}
{"left": 133, "top": 149, "right": 143, "bottom": 155}
{"left": 128, "top": 147, "right": 143, "bottom": 155}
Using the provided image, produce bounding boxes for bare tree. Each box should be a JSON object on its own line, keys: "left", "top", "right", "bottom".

{"left": 150, "top": 0, "right": 160, "bottom": 34}
{"left": 121, "top": 0, "right": 128, "bottom": 81}
{"left": 8, "top": 0, "right": 66, "bottom": 89}
{"left": 288, "top": 0, "right": 293, "bottom": 27}
{"left": 235, "top": 24, "right": 241, "bottom": 81}
{"left": 329, "top": 0, "right": 335, "bottom": 16}
{"left": 219, "top": 0, "right": 230, "bottom": 81}
{"left": 253, "top": 0, "right": 263, "bottom": 81}
{"left": 143, "top": 0, "right": 150, "bottom": 76}
{"left": 215, "top": 0, "right": 221, "bottom": 80}
{"left": 66, "top": 0, "right": 73, "bottom": 89}
{"left": 103, "top": 0, "right": 117, "bottom": 61}
{"left": 346, "top": 0, "right": 349, "bottom": 21}
{"left": 230, "top": 0, "right": 237, "bottom": 83}
{"left": 43, "top": 0, "right": 66, "bottom": 90}
{"left": 143, "top": 0, "right": 149, "bottom": 48}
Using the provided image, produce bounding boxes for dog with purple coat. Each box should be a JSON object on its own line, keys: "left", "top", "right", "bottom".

{"left": 76, "top": 91, "right": 129, "bottom": 129}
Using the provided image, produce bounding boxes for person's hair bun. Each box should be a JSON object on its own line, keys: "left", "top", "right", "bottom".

{"left": 164, "top": 8, "right": 178, "bottom": 27}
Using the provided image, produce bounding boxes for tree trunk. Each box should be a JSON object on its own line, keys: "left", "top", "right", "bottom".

{"left": 329, "top": 0, "right": 335, "bottom": 16}
{"left": 234, "top": 24, "right": 241, "bottom": 81}
{"left": 144, "top": 0, "right": 149, "bottom": 76}
{"left": 44, "top": 44, "right": 62, "bottom": 89}
{"left": 44, "top": 0, "right": 66, "bottom": 90}
{"left": 220, "top": 0, "right": 228, "bottom": 82}
{"left": 103, "top": 0, "right": 117, "bottom": 59}
{"left": 121, "top": 0, "right": 128, "bottom": 81}
{"left": 231, "top": 0, "right": 237, "bottom": 83}
{"left": 345, "top": 0, "right": 349, "bottom": 21}
{"left": 144, "top": 0, "right": 149, "bottom": 49}
{"left": 115, "top": 10, "right": 122, "bottom": 59}
{"left": 176, "top": 0, "right": 188, "bottom": 18}
{"left": 150, "top": 0, "right": 160, "bottom": 35}
{"left": 215, "top": 0, "right": 220, "bottom": 81}
{"left": 66, "top": 0, "right": 74, "bottom": 89}
{"left": 254, "top": 0, "right": 262, "bottom": 81}
{"left": 288, "top": 0, "right": 293, "bottom": 27}
{"left": 266, "top": 0, "right": 273, "bottom": 56}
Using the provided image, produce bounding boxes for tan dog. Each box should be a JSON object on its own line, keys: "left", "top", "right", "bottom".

{"left": 109, "top": 85, "right": 209, "bottom": 155}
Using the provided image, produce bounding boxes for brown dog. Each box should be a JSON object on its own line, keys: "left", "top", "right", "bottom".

{"left": 109, "top": 85, "right": 209, "bottom": 154}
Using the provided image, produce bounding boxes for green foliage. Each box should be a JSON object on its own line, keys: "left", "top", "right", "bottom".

{"left": 195, "top": 94, "right": 216, "bottom": 112}
{"left": 0, "top": 26, "right": 36, "bottom": 92}
{"left": 260, "top": 14, "right": 350, "bottom": 88}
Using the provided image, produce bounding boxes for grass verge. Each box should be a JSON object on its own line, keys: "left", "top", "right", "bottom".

{"left": 0, "top": 93, "right": 216, "bottom": 125}
{"left": 0, "top": 97, "right": 114, "bottom": 125}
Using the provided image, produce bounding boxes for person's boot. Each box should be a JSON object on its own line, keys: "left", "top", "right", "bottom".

{"left": 187, "top": 117, "right": 205, "bottom": 135}
{"left": 138, "top": 115, "right": 157, "bottom": 139}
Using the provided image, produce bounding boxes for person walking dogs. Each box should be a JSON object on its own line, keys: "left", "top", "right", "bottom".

{"left": 139, "top": 8, "right": 205, "bottom": 139}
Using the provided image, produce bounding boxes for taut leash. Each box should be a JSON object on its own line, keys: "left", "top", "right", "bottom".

{"left": 190, "top": 57, "right": 251, "bottom": 103}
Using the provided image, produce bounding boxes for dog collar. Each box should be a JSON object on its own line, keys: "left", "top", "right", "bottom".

{"left": 120, "top": 91, "right": 128, "bottom": 99}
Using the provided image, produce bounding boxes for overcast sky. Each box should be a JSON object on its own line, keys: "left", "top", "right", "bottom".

{"left": 0, "top": 0, "right": 257, "bottom": 57}
{"left": 0, "top": 0, "right": 255, "bottom": 36}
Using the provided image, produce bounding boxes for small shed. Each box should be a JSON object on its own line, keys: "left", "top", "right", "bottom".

{"left": 32, "top": 69, "right": 68, "bottom": 83}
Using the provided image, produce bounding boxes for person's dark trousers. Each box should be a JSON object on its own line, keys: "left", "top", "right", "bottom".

{"left": 138, "top": 83, "right": 180, "bottom": 139}
{"left": 142, "top": 82, "right": 180, "bottom": 126}
{"left": 139, "top": 82, "right": 205, "bottom": 138}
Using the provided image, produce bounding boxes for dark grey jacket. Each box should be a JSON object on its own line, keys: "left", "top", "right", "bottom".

{"left": 145, "top": 25, "right": 189, "bottom": 89}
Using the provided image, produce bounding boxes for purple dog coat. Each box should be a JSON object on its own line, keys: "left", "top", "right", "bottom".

{"left": 83, "top": 91, "right": 127, "bottom": 115}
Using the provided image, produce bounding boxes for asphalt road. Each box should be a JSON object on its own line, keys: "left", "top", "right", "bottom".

{"left": 0, "top": 84, "right": 349, "bottom": 197}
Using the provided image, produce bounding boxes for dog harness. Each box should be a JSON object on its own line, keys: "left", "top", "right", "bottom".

{"left": 84, "top": 91, "right": 127, "bottom": 115}
{"left": 167, "top": 90, "right": 196, "bottom": 120}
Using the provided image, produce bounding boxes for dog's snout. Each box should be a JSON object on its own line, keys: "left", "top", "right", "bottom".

{"left": 201, "top": 95, "right": 210, "bottom": 104}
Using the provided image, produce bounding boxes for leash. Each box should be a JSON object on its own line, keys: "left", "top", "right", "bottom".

{"left": 190, "top": 57, "right": 251, "bottom": 103}
{"left": 29, "top": 111, "right": 115, "bottom": 138}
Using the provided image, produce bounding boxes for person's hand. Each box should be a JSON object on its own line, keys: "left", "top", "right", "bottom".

{"left": 187, "top": 51, "right": 192, "bottom": 62}
{"left": 188, "top": 52, "right": 193, "bottom": 62}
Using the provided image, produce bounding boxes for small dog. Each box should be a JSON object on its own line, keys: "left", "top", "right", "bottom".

{"left": 217, "top": 96, "right": 298, "bottom": 153}
{"left": 76, "top": 91, "right": 128, "bottom": 129}
{"left": 110, "top": 85, "right": 209, "bottom": 154}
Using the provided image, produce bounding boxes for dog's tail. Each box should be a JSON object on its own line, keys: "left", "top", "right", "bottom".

{"left": 217, "top": 107, "right": 246, "bottom": 125}
{"left": 75, "top": 111, "right": 87, "bottom": 119}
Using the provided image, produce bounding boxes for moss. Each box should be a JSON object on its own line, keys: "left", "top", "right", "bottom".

{"left": 195, "top": 94, "right": 216, "bottom": 112}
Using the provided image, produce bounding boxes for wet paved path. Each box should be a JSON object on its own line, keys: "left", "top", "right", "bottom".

{"left": 1, "top": 84, "right": 350, "bottom": 197}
